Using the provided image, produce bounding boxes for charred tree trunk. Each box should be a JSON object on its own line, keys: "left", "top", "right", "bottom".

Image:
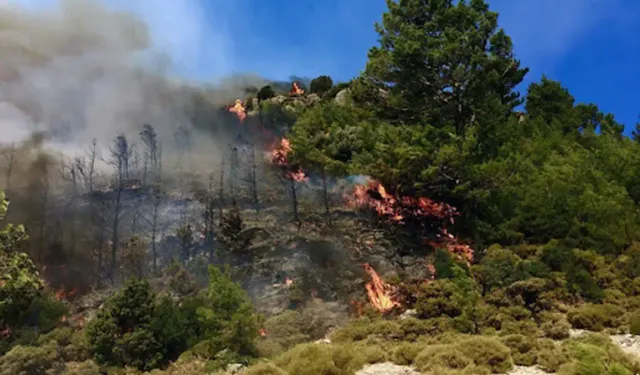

{"left": 289, "top": 178, "right": 301, "bottom": 229}
{"left": 320, "top": 168, "right": 332, "bottom": 227}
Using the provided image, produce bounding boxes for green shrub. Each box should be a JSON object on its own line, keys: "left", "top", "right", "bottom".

{"left": 86, "top": 278, "right": 197, "bottom": 371}
{"left": 541, "top": 318, "right": 571, "bottom": 340}
{"left": 536, "top": 342, "right": 569, "bottom": 372}
{"left": 0, "top": 342, "right": 64, "bottom": 375}
{"left": 475, "top": 245, "right": 524, "bottom": 291}
{"left": 567, "top": 303, "right": 625, "bottom": 331}
{"left": 501, "top": 334, "right": 537, "bottom": 366}
{"left": 243, "top": 362, "right": 288, "bottom": 375}
{"left": 309, "top": 75, "right": 333, "bottom": 95}
{"left": 273, "top": 343, "right": 340, "bottom": 375}
{"left": 456, "top": 336, "right": 513, "bottom": 373}
{"left": 63, "top": 360, "right": 102, "bottom": 375}
{"left": 391, "top": 342, "right": 422, "bottom": 365}
{"left": 629, "top": 310, "right": 640, "bottom": 335}
{"left": 196, "top": 265, "right": 259, "bottom": 357}
{"left": 414, "top": 344, "right": 472, "bottom": 372}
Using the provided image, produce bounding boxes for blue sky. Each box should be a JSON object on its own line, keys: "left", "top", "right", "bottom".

{"left": 11, "top": 0, "right": 640, "bottom": 135}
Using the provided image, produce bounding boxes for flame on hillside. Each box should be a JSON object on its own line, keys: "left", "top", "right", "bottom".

{"left": 55, "top": 286, "right": 78, "bottom": 301}
{"left": 363, "top": 263, "right": 401, "bottom": 313}
{"left": 290, "top": 82, "right": 304, "bottom": 96}
{"left": 348, "top": 179, "right": 474, "bottom": 264}
{"left": 228, "top": 99, "right": 247, "bottom": 122}
{"left": 271, "top": 138, "right": 307, "bottom": 182}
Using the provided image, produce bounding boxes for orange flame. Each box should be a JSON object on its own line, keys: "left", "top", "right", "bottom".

{"left": 259, "top": 328, "right": 268, "bottom": 337}
{"left": 284, "top": 277, "right": 294, "bottom": 287}
{"left": 363, "top": 263, "right": 401, "bottom": 313}
{"left": 55, "top": 286, "right": 78, "bottom": 301}
{"left": 228, "top": 99, "right": 247, "bottom": 122}
{"left": 289, "top": 81, "right": 304, "bottom": 96}
{"left": 271, "top": 138, "right": 308, "bottom": 182}
{"left": 347, "top": 179, "right": 474, "bottom": 264}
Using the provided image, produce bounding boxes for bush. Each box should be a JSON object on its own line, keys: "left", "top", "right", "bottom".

{"left": 63, "top": 360, "right": 101, "bottom": 375}
{"left": 86, "top": 278, "right": 195, "bottom": 371}
{"left": 272, "top": 343, "right": 350, "bottom": 375}
{"left": 243, "top": 362, "right": 288, "bottom": 375}
{"left": 391, "top": 341, "right": 422, "bottom": 365}
{"left": 257, "top": 86, "right": 276, "bottom": 101}
{"left": 567, "top": 303, "right": 625, "bottom": 331}
{"left": 309, "top": 75, "right": 333, "bottom": 95}
{"left": 536, "top": 341, "right": 569, "bottom": 372}
{"left": 195, "top": 265, "right": 259, "bottom": 357}
{"left": 475, "top": 245, "right": 524, "bottom": 291}
{"left": 414, "top": 336, "right": 512, "bottom": 374}
{"left": 501, "top": 334, "right": 537, "bottom": 366}
{"left": 629, "top": 310, "right": 640, "bottom": 335}
{"left": 0, "top": 342, "right": 64, "bottom": 375}
{"left": 416, "top": 280, "right": 461, "bottom": 319}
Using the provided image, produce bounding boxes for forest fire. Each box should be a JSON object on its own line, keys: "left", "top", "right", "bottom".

{"left": 289, "top": 81, "right": 305, "bottom": 96}
{"left": 348, "top": 179, "right": 474, "bottom": 264}
{"left": 259, "top": 328, "right": 268, "bottom": 337}
{"left": 349, "top": 179, "right": 457, "bottom": 222}
{"left": 363, "top": 263, "right": 401, "bottom": 313}
{"left": 55, "top": 286, "right": 78, "bottom": 301}
{"left": 271, "top": 138, "right": 307, "bottom": 182}
{"left": 228, "top": 99, "right": 247, "bottom": 122}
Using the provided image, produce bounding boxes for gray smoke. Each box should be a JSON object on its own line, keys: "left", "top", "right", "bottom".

{"left": 0, "top": 0, "right": 265, "bottom": 159}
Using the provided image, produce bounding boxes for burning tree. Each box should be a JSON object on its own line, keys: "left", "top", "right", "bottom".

{"left": 363, "top": 263, "right": 401, "bottom": 314}
{"left": 347, "top": 178, "right": 473, "bottom": 265}
{"left": 271, "top": 138, "right": 307, "bottom": 228}
{"left": 228, "top": 99, "right": 247, "bottom": 123}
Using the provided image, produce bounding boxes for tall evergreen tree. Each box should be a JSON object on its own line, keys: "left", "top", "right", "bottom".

{"left": 356, "top": 0, "right": 528, "bottom": 140}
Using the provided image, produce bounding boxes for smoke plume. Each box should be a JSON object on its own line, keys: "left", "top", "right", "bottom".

{"left": 0, "top": 0, "right": 264, "bottom": 158}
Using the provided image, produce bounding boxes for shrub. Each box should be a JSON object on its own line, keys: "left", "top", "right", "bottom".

{"left": 63, "top": 360, "right": 101, "bottom": 375}
{"left": 257, "top": 86, "right": 276, "bottom": 101}
{"left": 475, "top": 245, "right": 524, "bottom": 291}
{"left": 415, "top": 280, "right": 460, "bottom": 319}
{"left": 391, "top": 341, "right": 422, "bottom": 365}
{"left": 414, "top": 344, "right": 473, "bottom": 372}
{"left": 273, "top": 343, "right": 341, "bottom": 375}
{"left": 196, "top": 265, "right": 259, "bottom": 357}
{"left": 309, "top": 75, "right": 333, "bottom": 95}
{"left": 243, "top": 362, "right": 288, "bottom": 375}
{"left": 536, "top": 341, "right": 569, "bottom": 372}
{"left": 455, "top": 336, "right": 513, "bottom": 373}
{"left": 414, "top": 336, "right": 512, "bottom": 374}
{"left": 501, "top": 334, "right": 537, "bottom": 366}
{"left": 629, "top": 310, "right": 640, "bottom": 335}
{"left": 567, "top": 303, "right": 625, "bottom": 331}
{"left": 541, "top": 317, "right": 571, "bottom": 340}
{"left": 86, "top": 278, "right": 196, "bottom": 371}
{"left": 0, "top": 342, "right": 64, "bottom": 375}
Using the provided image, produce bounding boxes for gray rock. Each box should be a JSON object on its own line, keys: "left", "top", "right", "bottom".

{"left": 226, "top": 363, "right": 245, "bottom": 374}
{"left": 334, "top": 88, "right": 351, "bottom": 105}
{"left": 356, "top": 363, "right": 420, "bottom": 375}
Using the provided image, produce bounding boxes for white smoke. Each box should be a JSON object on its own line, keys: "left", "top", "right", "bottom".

{"left": 0, "top": 0, "right": 260, "bottom": 156}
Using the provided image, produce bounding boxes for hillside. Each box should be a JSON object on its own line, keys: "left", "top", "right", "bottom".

{"left": 3, "top": 0, "right": 640, "bottom": 375}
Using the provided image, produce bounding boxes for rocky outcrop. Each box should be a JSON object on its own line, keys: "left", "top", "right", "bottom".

{"left": 356, "top": 363, "right": 420, "bottom": 375}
